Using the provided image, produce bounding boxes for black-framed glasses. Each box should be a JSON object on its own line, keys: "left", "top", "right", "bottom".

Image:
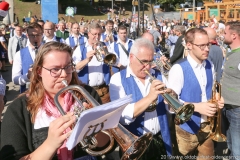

{"left": 191, "top": 43, "right": 211, "bottom": 50}
{"left": 42, "top": 64, "right": 76, "bottom": 77}
{"left": 133, "top": 54, "right": 153, "bottom": 67}
{"left": 28, "top": 34, "right": 42, "bottom": 38}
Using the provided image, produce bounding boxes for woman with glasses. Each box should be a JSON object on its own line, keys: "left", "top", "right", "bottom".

{"left": 0, "top": 42, "right": 109, "bottom": 160}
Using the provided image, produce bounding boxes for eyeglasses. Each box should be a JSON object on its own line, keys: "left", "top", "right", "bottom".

{"left": 191, "top": 43, "right": 211, "bottom": 50}
{"left": 133, "top": 54, "right": 153, "bottom": 67}
{"left": 42, "top": 64, "right": 76, "bottom": 77}
{"left": 89, "top": 31, "right": 101, "bottom": 37}
{"left": 44, "top": 28, "right": 54, "bottom": 31}
{"left": 28, "top": 34, "right": 42, "bottom": 38}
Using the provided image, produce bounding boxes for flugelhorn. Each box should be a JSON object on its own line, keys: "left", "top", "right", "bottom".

{"left": 207, "top": 81, "right": 226, "bottom": 142}
{"left": 94, "top": 41, "right": 117, "bottom": 66}
{"left": 54, "top": 80, "right": 153, "bottom": 159}
{"left": 153, "top": 52, "right": 172, "bottom": 76}
{"left": 144, "top": 70, "right": 195, "bottom": 125}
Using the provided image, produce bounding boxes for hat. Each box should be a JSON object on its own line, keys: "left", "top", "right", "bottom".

{"left": 0, "top": 1, "right": 9, "bottom": 18}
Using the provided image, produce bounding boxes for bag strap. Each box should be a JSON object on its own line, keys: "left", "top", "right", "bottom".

{"left": 118, "top": 42, "right": 129, "bottom": 57}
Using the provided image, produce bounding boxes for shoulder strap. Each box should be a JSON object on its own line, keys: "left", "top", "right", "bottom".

{"left": 118, "top": 43, "right": 129, "bottom": 57}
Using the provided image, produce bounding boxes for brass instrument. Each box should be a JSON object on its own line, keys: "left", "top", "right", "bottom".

{"left": 54, "top": 80, "right": 153, "bottom": 159}
{"left": 94, "top": 41, "right": 117, "bottom": 66}
{"left": 153, "top": 51, "right": 172, "bottom": 76}
{"left": 207, "top": 81, "right": 226, "bottom": 142}
{"left": 153, "top": 58, "right": 172, "bottom": 76}
{"left": 144, "top": 70, "right": 195, "bottom": 125}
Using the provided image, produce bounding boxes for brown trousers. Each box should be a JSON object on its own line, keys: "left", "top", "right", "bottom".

{"left": 175, "top": 124, "right": 214, "bottom": 160}
{"left": 95, "top": 86, "right": 110, "bottom": 104}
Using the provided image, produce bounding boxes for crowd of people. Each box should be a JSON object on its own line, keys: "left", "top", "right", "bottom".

{"left": 0, "top": 13, "right": 238, "bottom": 160}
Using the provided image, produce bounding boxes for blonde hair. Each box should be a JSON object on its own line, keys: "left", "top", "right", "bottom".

{"left": 26, "top": 41, "right": 81, "bottom": 122}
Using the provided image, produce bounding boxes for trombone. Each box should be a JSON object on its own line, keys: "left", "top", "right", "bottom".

{"left": 207, "top": 81, "right": 226, "bottom": 142}
{"left": 144, "top": 71, "right": 195, "bottom": 125}
{"left": 94, "top": 41, "right": 117, "bottom": 66}
{"left": 54, "top": 80, "right": 153, "bottom": 159}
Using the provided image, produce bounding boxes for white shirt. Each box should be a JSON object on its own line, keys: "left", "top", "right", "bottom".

{"left": 72, "top": 41, "right": 105, "bottom": 86}
{"left": 12, "top": 45, "right": 36, "bottom": 85}
{"left": 43, "top": 35, "right": 66, "bottom": 43}
{"left": 109, "top": 65, "right": 169, "bottom": 135}
{"left": 168, "top": 54, "right": 215, "bottom": 122}
{"left": 109, "top": 39, "right": 134, "bottom": 67}
{"left": 65, "top": 35, "right": 87, "bottom": 47}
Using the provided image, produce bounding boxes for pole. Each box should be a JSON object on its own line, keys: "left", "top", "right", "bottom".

{"left": 142, "top": 0, "right": 145, "bottom": 33}
{"left": 193, "top": 0, "right": 195, "bottom": 21}
{"left": 137, "top": 0, "right": 140, "bottom": 37}
{"left": 112, "top": 0, "right": 113, "bottom": 19}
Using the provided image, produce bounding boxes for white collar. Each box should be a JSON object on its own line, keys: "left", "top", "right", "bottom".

{"left": 187, "top": 54, "right": 206, "bottom": 68}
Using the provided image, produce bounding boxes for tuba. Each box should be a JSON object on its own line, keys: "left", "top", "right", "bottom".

{"left": 207, "top": 81, "right": 226, "bottom": 142}
{"left": 54, "top": 80, "right": 153, "bottom": 159}
{"left": 94, "top": 41, "right": 117, "bottom": 66}
{"left": 144, "top": 70, "right": 195, "bottom": 125}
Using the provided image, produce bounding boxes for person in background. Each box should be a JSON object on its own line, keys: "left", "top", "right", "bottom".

{"left": 8, "top": 26, "right": 28, "bottom": 64}
{"left": 56, "top": 20, "right": 69, "bottom": 40}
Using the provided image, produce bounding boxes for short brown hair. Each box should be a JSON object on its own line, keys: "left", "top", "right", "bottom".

{"left": 27, "top": 22, "right": 43, "bottom": 34}
{"left": 226, "top": 21, "right": 240, "bottom": 36}
{"left": 118, "top": 25, "right": 127, "bottom": 32}
{"left": 106, "top": 20, "right": 114, "bottom": 25}
{"left": 184, "top": 28, "right": 208, "bottom": 43}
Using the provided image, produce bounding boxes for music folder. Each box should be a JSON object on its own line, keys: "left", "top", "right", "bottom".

{"left": 66, "top": 95, "right": 132, "bottom": 150}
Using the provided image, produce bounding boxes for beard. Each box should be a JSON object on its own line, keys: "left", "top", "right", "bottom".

{"left": 224, "top": 39, "right": 232, "bottom": 45}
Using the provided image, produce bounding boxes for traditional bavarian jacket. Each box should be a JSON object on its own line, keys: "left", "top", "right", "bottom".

{"left": 109, "top": 39, "right": 133, "bottom": 73}
{"left": 20, "top": 47, "right": 34, "bottom": 93}
{"left": 119, "top": 68, "right": 172, "bottom": 156}
{"left": 177, "top": 58, "right": 213, "bottom": 134}
{"left": 77, "top": 43, "right": 110, "bottom": 85}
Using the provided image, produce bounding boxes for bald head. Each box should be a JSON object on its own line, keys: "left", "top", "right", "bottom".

{"left": 142, "top": 32, "right": 154, "bottom": 44}
{"left": 203, "top": 27, "right": 217, "bottom": 41}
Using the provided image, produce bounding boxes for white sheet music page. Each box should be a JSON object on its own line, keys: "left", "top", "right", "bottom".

{"left": 66, "top": 95, "right": 132, "bottom": 150}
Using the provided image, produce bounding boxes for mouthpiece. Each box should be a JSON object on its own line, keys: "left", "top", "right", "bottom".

{"left": 62, "top": 80, "right": 68, "bottom": 87}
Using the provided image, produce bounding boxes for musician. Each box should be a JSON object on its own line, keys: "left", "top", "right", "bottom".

{"left": 0, "top": 42, "right": 110, "bottom": 160}
{"left": 109, "top": 25, "right": 134, "bottom": 73}
{"left": 12, "top": 22, "right": 43, "bottom": 93}
{"left": 100, "top": 20, "right": 117, "bottom": 47}
{"left": 222, "top": 21, "right": 240, "bottom": 158}
{"left": 168, "top": 28, "right": 224, "bottom": 159}
{"left": 65, "top": 23, "right": 87, "bottom": 49}
{"left": 43, "top": 21, "right": 65, "bottom": 43}
{"left": 109, "top": 38, "right": 172, "bottom": 159}
{"left": 72, "top": 22, "right": 111, "bottom": 104}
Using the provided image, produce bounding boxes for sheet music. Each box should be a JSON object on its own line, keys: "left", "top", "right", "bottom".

{"left": 66, "top": 95, "right": 132, "bottom": 150}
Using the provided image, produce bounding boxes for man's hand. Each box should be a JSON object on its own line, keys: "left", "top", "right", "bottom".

{"left": 27, "top": 68, "right": 33, "bottom": 80}
{"left": 146, "top": 79, "right": 166, "bottom": 102}
{"left": 194, "top": 102, "right": 217, "bottom": 117}
{"left": 86, "top": 50, "right": 95, "bottom": 62}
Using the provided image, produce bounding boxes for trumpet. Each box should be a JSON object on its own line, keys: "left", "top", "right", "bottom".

{"left": 207, "top": 81, "right": 226, "bottom": 142}
{"left": 144, "top": 70, "right": 195, "bottom": 125}
{"left": 94, "top": 41, "right": 117, "bottom": 66}
{"left": 54, "top": 80, "right": 153, "bottom": 159}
